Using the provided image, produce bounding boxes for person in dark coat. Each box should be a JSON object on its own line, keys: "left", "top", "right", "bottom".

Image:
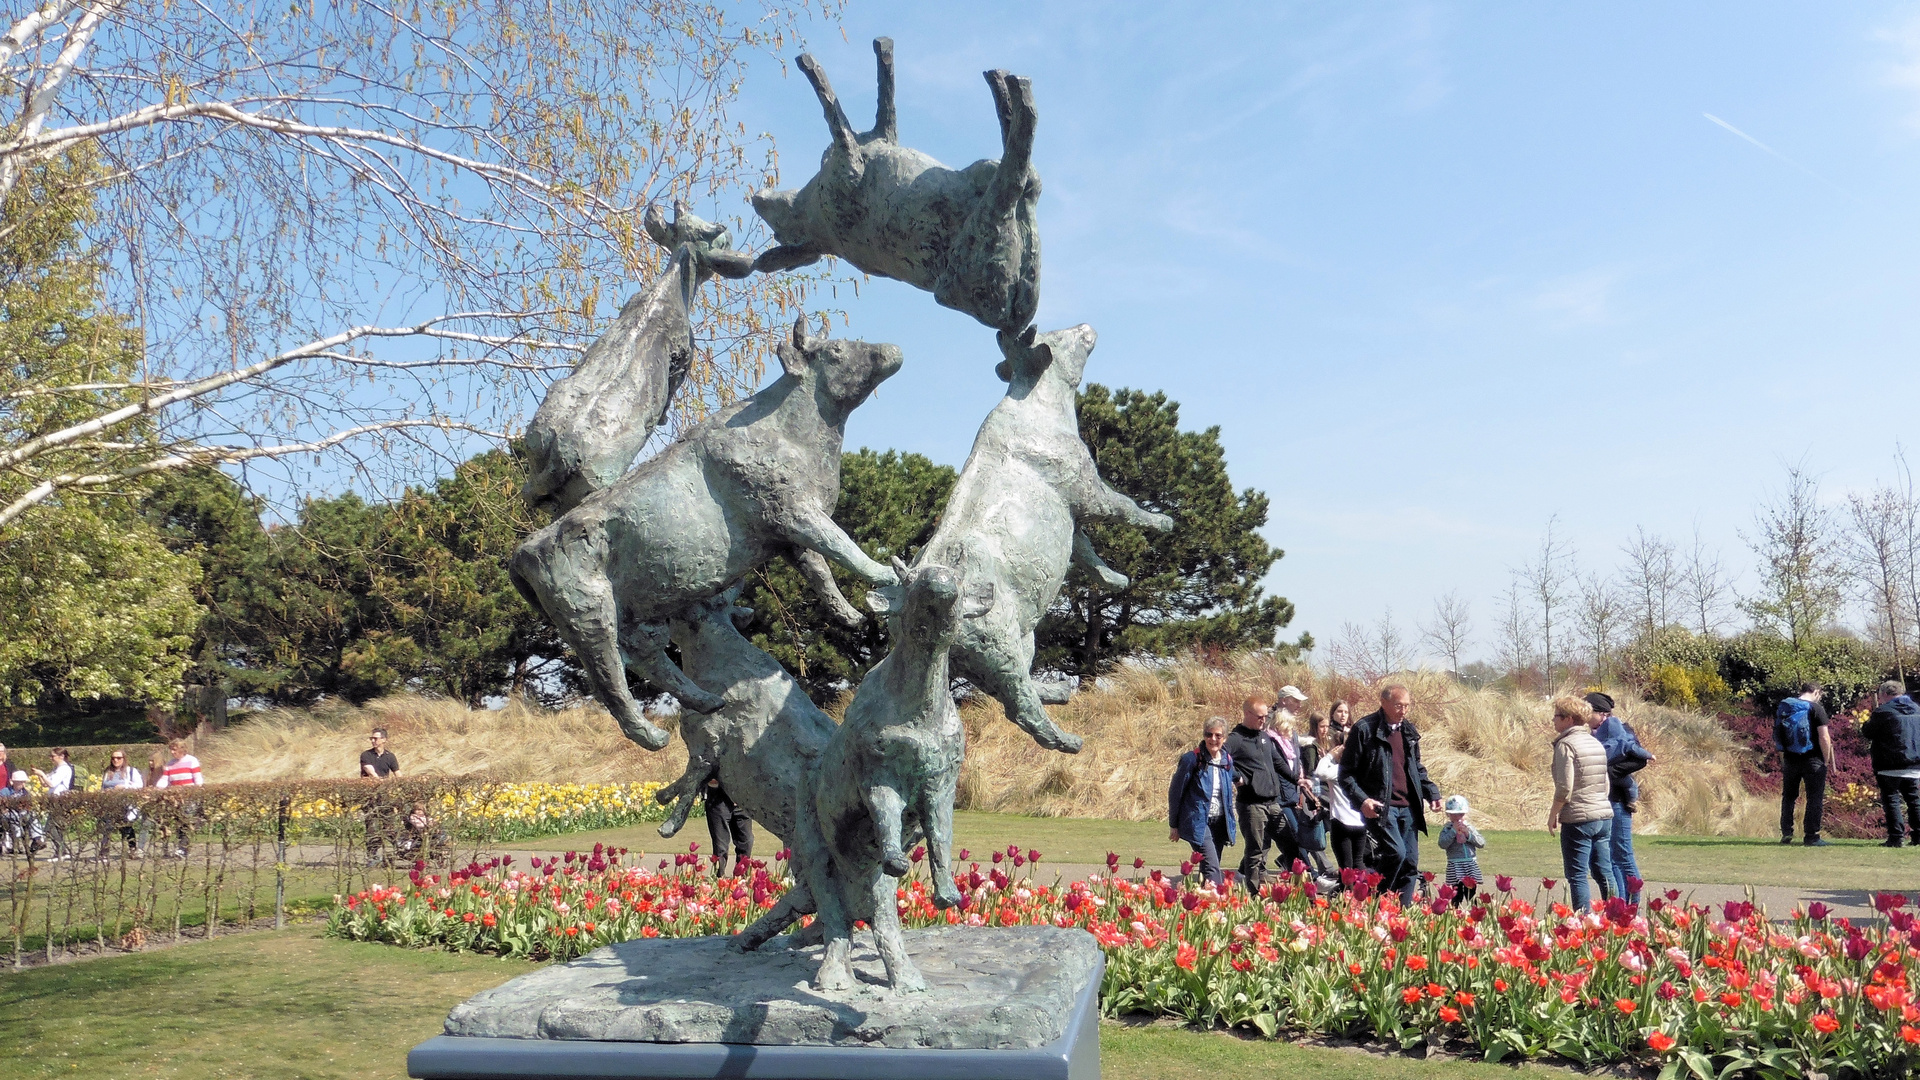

{"left": 1338, "top": 684, "right": 1442, "bottom": 905}
{"left": 1588, "top": 692, "right": 1655, "bottom": 902}
{"left": 1168, "top": 717, "right": 1237, "bottom": 889}
{"left": 1865, "top": 680, "right": 1920, "bottom": 848}
{"left": 1224, "top": 696, "right": 1287, "bottom": 895}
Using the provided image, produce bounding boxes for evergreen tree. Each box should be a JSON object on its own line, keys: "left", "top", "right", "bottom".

{"left": 1036, "top": 385, "right": 1305, "bottom": 678}
{"left": 737, "top": 449, "right": 957, "bottom": 702}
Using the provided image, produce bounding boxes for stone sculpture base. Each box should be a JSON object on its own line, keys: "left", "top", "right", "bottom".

{"left": 406, "top": 925, "right": 1103, "bottom": 1080}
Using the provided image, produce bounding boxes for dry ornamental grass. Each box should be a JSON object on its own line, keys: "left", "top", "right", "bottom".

{"left": 199, "top": 654, "right": 1769, "bottom": 836}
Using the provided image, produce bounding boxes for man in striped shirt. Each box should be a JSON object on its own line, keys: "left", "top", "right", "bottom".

{"left": 154, "top": 738, "right": 203, "bottom": 856}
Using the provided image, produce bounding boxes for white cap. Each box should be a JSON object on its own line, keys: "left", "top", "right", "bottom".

{"left": 1277, "top": 685, "right": 1308, "bottom": 703}
{"left": 8, "top": 771, "right": 25, "bottom": 785}
{"left": 1444, "top": 794, "right": 1471, "bottom": 814}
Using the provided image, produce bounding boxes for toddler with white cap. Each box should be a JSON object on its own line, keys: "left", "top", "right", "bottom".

{"left": 1436, "top": 794, "right": 1487, "bottom": 906}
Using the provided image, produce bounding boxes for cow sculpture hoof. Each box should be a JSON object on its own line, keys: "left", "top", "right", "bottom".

{"left": 881, "top": 851, "right": 911, "bottom": 878}
{"left": 620, "top": 718, "right": 673, "bottom": 751}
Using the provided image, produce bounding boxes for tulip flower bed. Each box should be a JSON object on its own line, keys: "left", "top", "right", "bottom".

{"left": 327, "top": 847, "right": 1920, "bottom": 1080}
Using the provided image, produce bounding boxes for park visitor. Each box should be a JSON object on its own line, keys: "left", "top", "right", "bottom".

{"left": 1774, "top": 681, "right": 1834, "bottom": 847}
{"left": 360, "top": 728, "right": 400, "bottom": 778}
{"left": 705, "top": 777, "right": 754, "bottom": 878}
{"left": 1168, "top": 716, "right": 1236, "bottom": 889}
{"left": 1327, "top": 700, "right": 1353, "bottom": 746}
{"left": 31, "top": 747, "right": 74, "bottom": 858}
{"left": 1273, "top": 684, "right": 1309, "bottom": 733}
{"left": 99, "top": 750, "right": 144, "bottom": 859}
{"left": 154, "top": 738, "right": 204, "bottom": 857}
{"left": 1338, "top": 684, "right": 1442, "bottom": 905}
{"left": 1588, "top": 692, "right": 1655, "bottom": 901}
{"left": 359, "top": 728, "right": 400, "bottom": 866}
{"left": 0, "top": 743, "right": 16, "bottom": 790}
{"left": 1435, "top": 794, "right": 1486, "bottom": 907}
{"left": 1296, "top": 712, "right": 1337, "bottom": 879}
{"left": 1315, "top": 726, "right": 1367, "bottom": 874}
{"left": 1297, "top": 712, "right": 1328, "bottom": 775}
{"left": 1547, "top": 695, "right": 1613, "bottom": 910}
{"left": 1262, "top": 703, "right": 1306, "bottom": 875}
{"left": 1864, "top": 680, "right": 1920, "bottom": 848}
{"left": 1225, "top": 695, "right": 1286, "bottom": 894}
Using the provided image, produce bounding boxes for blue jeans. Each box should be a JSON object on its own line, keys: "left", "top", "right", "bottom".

{"left": 1608, "top": 801, "right": 1641, "bottom": 902}
{"left": 1187, "top": 815, "right": 1231, "bottom": 889}
{"left": 1560, "top": 818, "right": 1613, "bottom": 910}
{"left": 1367, "top": 805, "right": 1421, "bottom": 905}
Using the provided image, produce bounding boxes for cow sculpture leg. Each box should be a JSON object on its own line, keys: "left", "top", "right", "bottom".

{"left": 511, "top": 549, "right": 675, "bottom": 750}
{"left": 867, "top": 871, "right": 927, "bottom": 993}
{"left": 617, "top": 618, "right": 726, "bottom": 716}
{"left": 922, "top": 781, "right": 963, "bottom": 909}
{"left": 864, "top": 784, "right": 912, "bottom": 877}
{"left": 970, "top": 636, "right": 1083, "bottom": 754}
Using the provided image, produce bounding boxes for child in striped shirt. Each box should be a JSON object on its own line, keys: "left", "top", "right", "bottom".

{"left": 1436, "top": 794, "right": 1487, "bottom": 907}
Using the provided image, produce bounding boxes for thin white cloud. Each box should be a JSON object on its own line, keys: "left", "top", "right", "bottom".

{"left": 1702, "top": 112, "right": 1856, "bottom": 200}
{"left": 1875, "top": 15, "right": 1920, "bottom": 134}
{"left": 1531, "top": 269, "right": 1619, "bottom": 327}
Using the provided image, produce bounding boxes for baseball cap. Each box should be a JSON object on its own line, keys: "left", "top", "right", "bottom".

{"left": 1278, "top": 685, "right": 1308, "bottom": 703}
{"left": 1443, "top": 794, "right": 1471, "bottom": 814}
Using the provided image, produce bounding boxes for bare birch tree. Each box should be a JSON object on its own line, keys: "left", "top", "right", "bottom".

{"left": 1741, "top": 464, "right": 1844, "bottom": 649}
{"left": 1419, "top": 590, "right": 1472, "bottom": 675}
{"left": 1843, "top": 485, "right": 1909, "bottom": 679}
{"left": 1520, "top": 515, "right": 1573, "bottom": 685}
{"left": 1576, "top": 571, "right": 1625, "bottom": 682}
{"left": 0, "top": 0, "right": 828, "bottom": 528}
{"left": 1680, "top": 528, "right": 1730, "bottom": 637}
{"left": 1620, "top": 526, "right": 1678, "bottom": 640}
{"left": 1496, "top": 572, "right": 1536, "bottom": 683}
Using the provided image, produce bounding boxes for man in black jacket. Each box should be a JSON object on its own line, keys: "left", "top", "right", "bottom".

{"left": 1865, "top": 680, "right": 1920, "bottom": 848}
{"left": 1224, "top": 696, "right": 1286, "bottom": 894}
{"left": 1339, "top": 684, "right": 1442, "bottom": 904}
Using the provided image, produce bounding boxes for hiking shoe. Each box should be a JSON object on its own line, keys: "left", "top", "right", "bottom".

{"left": 1804, "top": 838, "right": 1834, "bottom": 847}
{"left": 1882, "top": 838, "right": 1906, "bottom": 848}
{"left": 1780, "top": 835, "right": 1794, "bottom": 845}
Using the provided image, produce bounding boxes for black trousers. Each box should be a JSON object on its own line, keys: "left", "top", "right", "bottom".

{"left": 704, "top": 786, "right": 752, "bottom": 875}
{"left": 1237, "top": 799, "right": 1285, "bottom": 893}
{"left": 1879, "top": 774, "right": 1920, "bottom": 843}
{"left": 1779, "top": 753, "right": 1826, "bottom": 840}
{"left": 1328, "top": 820, "right": 1368, "bottom": 874}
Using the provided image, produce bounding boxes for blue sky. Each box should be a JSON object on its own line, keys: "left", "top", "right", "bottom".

{"left": 712, "top": 2, "right": 1920, "bottom": 660}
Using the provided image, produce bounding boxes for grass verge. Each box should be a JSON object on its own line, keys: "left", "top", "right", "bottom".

{"left": 0, "top": 927, "right": 1570, "bottom": 1080}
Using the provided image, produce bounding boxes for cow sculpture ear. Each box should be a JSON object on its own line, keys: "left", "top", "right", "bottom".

{"left": 778, "top": 314, "right": 810, "bottom": 378}
{"left": 864, "top": 585, "right": 903, "bottom": 617}
{"left": 960, "top": 581, "right": 996, "bottom": 620}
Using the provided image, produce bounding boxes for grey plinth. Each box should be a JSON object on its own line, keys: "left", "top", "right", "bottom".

{"left": 407, "top": 926, "right": 1103, "bottom": 1080}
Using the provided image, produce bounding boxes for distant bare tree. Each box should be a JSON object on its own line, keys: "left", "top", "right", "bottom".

{"left": 1843, "top": 484, "right": 1909, "bottom": 680}
{"left": 1496, "top": 572, "right": 1536, "bottom": 682}
{"left": 1577, "top": 571, "right": 1626, "bottom": 682}
{"left": 1329, "top": 608, "right": 1412, "bottom": 682}
{"left": 1680, "top": 528, "right": 1730, "bottom": 637}
{"left": 1620, "top": 527, "right": 1679, "bottom": 639}
{"left": 1520, "top": 516, "right": 1573, "bottom": 684}
{"left": 1741, "top": 464, "right": 1844, "bottom": 649}
{"left": 1420, "top": 591, "right": 1472, "bottom": 674}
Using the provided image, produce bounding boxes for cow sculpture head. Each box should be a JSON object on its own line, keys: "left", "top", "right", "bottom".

{"left": 994, "top": 323, "right": 1096, "bottom": 390}
{"left": 775, "top": 315, "right": 904, "bottom": 421}
{"left": 864, "top": 556, "right": 994, "bottom": 651}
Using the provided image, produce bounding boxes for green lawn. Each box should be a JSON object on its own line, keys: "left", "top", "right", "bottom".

{"left": 0, "top": 927, "right": 1561, "bottom": 1079}
{"left": 500, "top": 811, "right": 1920, "bottom": 891}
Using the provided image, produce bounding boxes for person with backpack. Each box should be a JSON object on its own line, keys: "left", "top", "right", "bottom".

{"left": 1168, "top": 716, "right": 1237, "bottom": 889}
{"left": 1865, "top": 680, "right": 1920, "bottom": 848}
{"left": 1775, "top": 681, "right": 1835, "bottom": 847}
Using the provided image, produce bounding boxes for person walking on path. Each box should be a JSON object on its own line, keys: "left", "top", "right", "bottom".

{"left": 1296, "top": 712, "right": 1337, "bottom": 879}
{"left": 1226, "top": 695, "right": 1287, "bottom": 895}
{"left": 1773, "top": 682, "right": 1835, "bottom": 847}
{"left": 98, "top": 750, "right": 144, "bottom": 858}
{"left": 1168, "top": 717, "right": 1237, "bottom": 889}
{"left": 154, "top": 738, "right": 204, "bottom": 857}
{"left": 1864, "top": 680, "right": 1920, "bottom": 848}
{"left": 703, "top": 777, "right": 753, "bottom": 877}
{"left": 31, "top": 747, "right": 74, "bottom": 858}
{"left": 1435, "top": 795, "right": 1486, "bottom": 907}
{"left": 1327, "top": 700, "right": 1353, "bottom": 746}
{"left": 1339, "top": 684, "right": 1442, "bottom": 906}
{"left": 1262, "top": 702, "right": 1307, "bottom": 876}
{"left": 1316, "top": 726, "right": 1368, "bottom": 874}
{"left": 358, "top": 728, "right": 400, "bottom": 866}
{"left": 1548, "top": 695, "right": 1614, "bottom": 910}
{"left": 1588, "top": 692, "right": 1655, "bottom": 901}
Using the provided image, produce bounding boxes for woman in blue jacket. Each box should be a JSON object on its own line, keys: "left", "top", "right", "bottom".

{"left": 1168, "top": 716, "right": 1237, "bottom": 888}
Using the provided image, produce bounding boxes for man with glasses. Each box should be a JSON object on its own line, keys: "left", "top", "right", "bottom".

{"left": 359, "top": 728, "right": 400, "bottom": 866}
